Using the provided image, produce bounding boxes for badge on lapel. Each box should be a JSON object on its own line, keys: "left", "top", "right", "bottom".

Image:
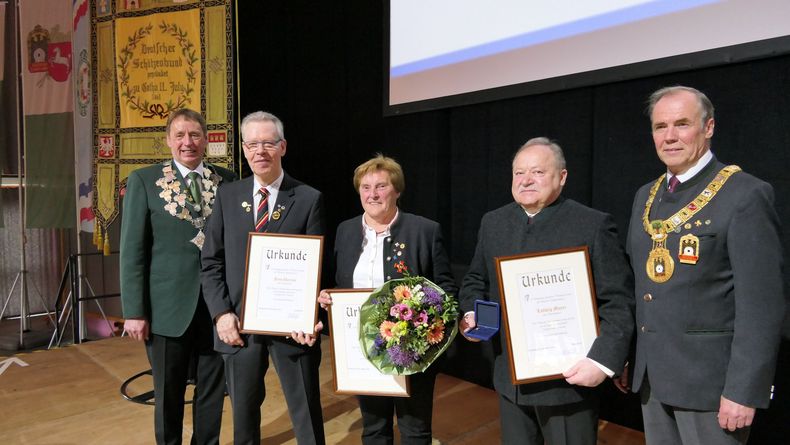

{"left": 272, "top": 204, "right": 286, "bottom": 220}
{"left": 678, "top": 234, "right": 700, "bottom": 265}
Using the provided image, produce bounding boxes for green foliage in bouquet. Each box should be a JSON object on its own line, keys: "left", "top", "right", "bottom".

{"left": 359, "top": 262, "right": 458, "bottom": 375}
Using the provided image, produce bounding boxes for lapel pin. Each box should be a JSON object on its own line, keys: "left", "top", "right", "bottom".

{"left": 272, "top": 204, "right": 285, "bottom": 220}
{"left": 241, "top": 201, "right": 251, "bottom": 212}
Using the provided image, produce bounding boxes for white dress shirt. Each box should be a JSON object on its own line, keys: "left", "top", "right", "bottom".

{"left": 173, "top": 159, "right": 205, "bottom": 188}
{"left": 252, "top": 170, "right": 285, "bottom": 223}
{"left": 666, "top": 149, "right": 713, "bottom": 187}
{"left": 352, "top": 210, "right": 399, "bottom": 288}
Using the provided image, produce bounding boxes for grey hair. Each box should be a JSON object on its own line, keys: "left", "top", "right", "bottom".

{"left": 513, "top": 137, "right": 566, "bottom": 170}
{"left": 647, "top": 86, "right": 715, "bottom": 125}
{"left": 166, "top": 108, "right": 207, "bottom": 136}
{"left": 240, "top": 111, "right": 285, "bottom": 141}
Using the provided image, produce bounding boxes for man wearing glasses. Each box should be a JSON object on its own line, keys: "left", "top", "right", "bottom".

{"left": 201, "top": 111, "right": 326, "bottom": 444}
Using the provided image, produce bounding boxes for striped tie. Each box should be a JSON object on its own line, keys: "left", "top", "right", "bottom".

{"left": 255, "top": 187, "right": 270, "bottom": 232}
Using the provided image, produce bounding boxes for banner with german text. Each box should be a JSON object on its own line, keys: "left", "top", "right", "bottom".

{"left": 92, "top": 0, "right": 235, "bottom": 250}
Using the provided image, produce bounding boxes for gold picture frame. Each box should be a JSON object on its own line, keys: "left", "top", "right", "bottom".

{"left": 495, "top": 246, "right": 600, "bottom": 385}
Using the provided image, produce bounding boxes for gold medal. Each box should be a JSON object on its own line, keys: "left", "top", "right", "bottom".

{"left": 678, "top": 233, "right": 699, "bottom": 265}
{"left": 646, "top": 221, "right": 674, "bottom": 283}
{"left": 641, "top": 166, "right": 740, "bottom": 283}
{"left": 272, "top": 204, "right": 286, "bottom": 220}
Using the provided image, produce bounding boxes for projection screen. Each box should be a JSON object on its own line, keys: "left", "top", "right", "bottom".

{"left": 387, "top": 0, "right": 790, "bottom": 114}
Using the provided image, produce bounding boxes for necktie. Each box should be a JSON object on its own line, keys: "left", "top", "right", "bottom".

{"left": 187, "top": 172, "right": 202, "bottom": 205}
{"left": 667, "top": 175, "right": 680, "bottom": 193}
{"left": 255, "top": 187, "right": 270, "bottom": 232}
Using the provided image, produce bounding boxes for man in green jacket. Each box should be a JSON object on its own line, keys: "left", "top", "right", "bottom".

{"left": 121, "top": 108, "right": 236, "bottom": 445}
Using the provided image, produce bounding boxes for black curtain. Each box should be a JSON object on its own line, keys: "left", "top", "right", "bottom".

{"left": 237, "top": 1, "right": 790, "bottom": 440}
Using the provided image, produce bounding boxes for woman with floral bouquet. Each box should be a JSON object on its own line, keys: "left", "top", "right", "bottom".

{"left": 317, "top": 154, "right": 458, "bottom": 445}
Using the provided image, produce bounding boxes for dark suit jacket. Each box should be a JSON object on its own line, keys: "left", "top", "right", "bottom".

{"left": 460, "top": 197, "right": 634, "bottom": 406}
{"left": 201, "top": 173, "right": 325, "bottom": 354}
{"left": 333, "top": 211, "right": 458, "bottom": 296}
{"left": 626, "top": 159, "right": 785, "bottom": 410}
{"left": 120, "top": 161, "right": 235, "bottom": 337}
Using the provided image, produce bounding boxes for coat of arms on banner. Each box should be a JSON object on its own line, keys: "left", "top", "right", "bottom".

{"left": 99, "top": 135, "right": 115, "bottom": 158}
{"left": 27, "top": 24, "right": 71, "bottom": 83}
{"left": 208, "top": 131, "right": 228, "bottom": 156}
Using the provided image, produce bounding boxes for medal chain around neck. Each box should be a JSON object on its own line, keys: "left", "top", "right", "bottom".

{"left": 641, "top": 165, "right": 741, "bottom": 235}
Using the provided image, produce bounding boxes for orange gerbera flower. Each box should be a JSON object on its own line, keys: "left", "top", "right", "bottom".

{"left": 392, "top": 285, "right": 412, "bottom": 302}
{"left": 427, "top": 320, "right": 445, "bottom": 344}
{"left": 380, "top": 320, "right": 396, "bottom": 340}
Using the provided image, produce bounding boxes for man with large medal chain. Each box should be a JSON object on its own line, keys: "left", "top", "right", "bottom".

{"left": 645, "top": 220, "right": 673, "bottom": 283}
{"left": 621, "top": 87, "right": 784, "bottom": 445}
{"left": 120, "top": 109, "right": 236, "bottom": 444}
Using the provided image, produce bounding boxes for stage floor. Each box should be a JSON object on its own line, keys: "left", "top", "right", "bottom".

{"left": 0, "top": 336, "right": 644, "bottom": 444}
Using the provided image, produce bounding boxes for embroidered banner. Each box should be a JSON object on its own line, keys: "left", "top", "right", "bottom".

{"left": 74, "top": 0, "right": 94, "bottom": 233}
{"left": 92, "top": 0, "right": 235, "bottom": 250}
{"left": 0, "top": 2, "right": 5, "bottom": 228}
{"left": 115, "top": 9, "right": 201, "bottom": 128}
{"left": 20, "top": 0, "right": 76, "bottom": 229}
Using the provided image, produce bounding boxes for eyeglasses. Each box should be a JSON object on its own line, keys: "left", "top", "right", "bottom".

{"left": 243, "top": 139, "right": 281, "bottom": 151}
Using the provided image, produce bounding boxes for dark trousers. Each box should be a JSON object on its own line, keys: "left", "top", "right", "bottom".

{"left": 641, "top": 377, "right": 750, "bottom": 445}
{"left": 145, "top": 298, "right": 225, "bottom": 445}
{"left": 358, "top": 369, "right": 437, "bottom": 445}
{"left": 223, "top": 335, "right": 325, "bottom": 445}
{"left": 498, "top": 393, "right": 599, "bottom": 445}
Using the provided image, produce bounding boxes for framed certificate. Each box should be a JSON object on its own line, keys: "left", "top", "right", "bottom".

{"left": 239, "top": 233, "right": 323, "bottom": 335}
{"left": 495, "top": 246, "right": 600, "bottom": 385}
{"left": 327, "top": 289, "right": 410, "bottom": 397}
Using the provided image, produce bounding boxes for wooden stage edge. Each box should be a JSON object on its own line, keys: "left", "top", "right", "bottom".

{"left": 0, "top": 337, "right": 645, "bottom": 444}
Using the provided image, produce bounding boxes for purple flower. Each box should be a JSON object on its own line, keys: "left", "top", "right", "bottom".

{"left": 388, "top": 344, "right": 418, "bottom": 367}
{"left": 422, "top": 286, "right": 443, "bottom": 307}
{"left": 390, "top": 303, "right": 413, "bottom": 320}
{"left": 369, "top": 335, "right": 386, "bottom": 357}
{"left": 373, "top": 335, "right": 386, "bottom": 351}
{"left": 412, "top": 311, "right": 428, "bottom": 326}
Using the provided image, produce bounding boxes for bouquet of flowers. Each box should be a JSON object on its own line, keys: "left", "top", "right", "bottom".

{"left": 358, "top": 262, "right": 459, "bottom": 375}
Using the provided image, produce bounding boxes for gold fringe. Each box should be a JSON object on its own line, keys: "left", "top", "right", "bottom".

{"left": 103, "top": 232, "right": 111, "bottom": 256}
{"left": 96, "top": 224, "right": 104, "bottom": 250}
{"left": 93, "top": 220, "right": 99, "bottom": 247}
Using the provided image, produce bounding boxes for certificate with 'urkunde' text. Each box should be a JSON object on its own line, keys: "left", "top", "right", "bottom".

{"left": 496, "top": 247, "right": 600, "bottom": 384}
{"left": 240, "top": 233, "right": 323, "bottom": 335}
{"left": 328, "top": 289, "right": 409, "bottom": 396}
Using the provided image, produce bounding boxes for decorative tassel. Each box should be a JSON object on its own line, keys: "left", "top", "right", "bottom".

{"left": 96, "top": 223, "right": 104, "bottom": 250}
{"left": 93, "top": 220, "right": 100, "bottom": 247}
{"left": 103, "top": 232, "right": 111, "bottom": 256}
